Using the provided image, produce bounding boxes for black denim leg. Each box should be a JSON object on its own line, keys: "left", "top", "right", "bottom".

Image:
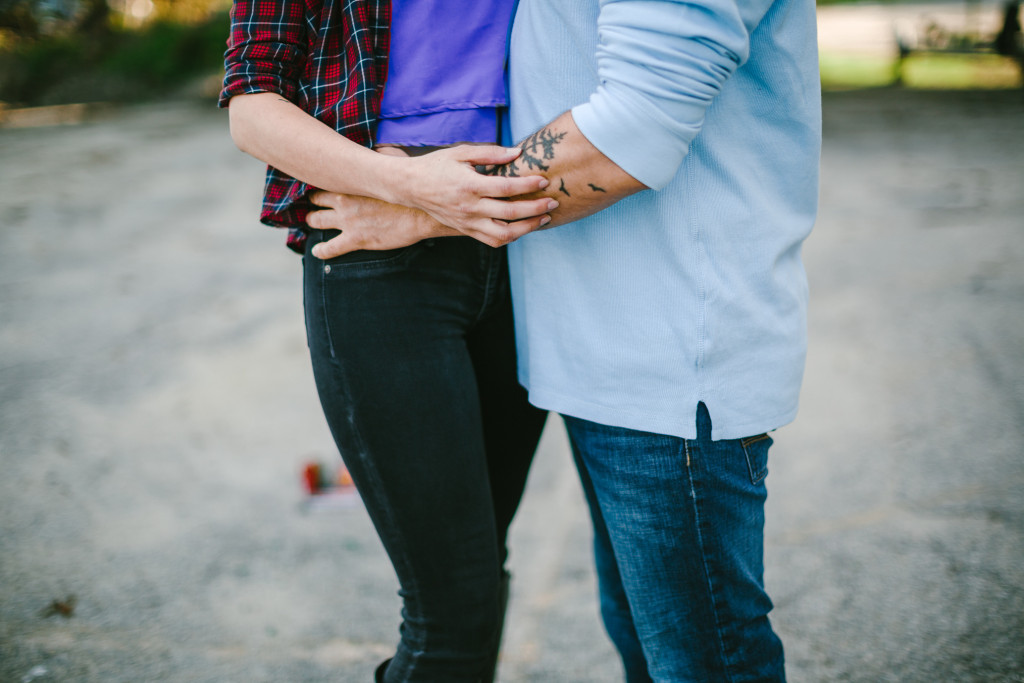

{"left": 302, "top": 232, "right": 545, "bottom": 683}
{"left": 465, "top": 243, "right": 547, "bottom": 563}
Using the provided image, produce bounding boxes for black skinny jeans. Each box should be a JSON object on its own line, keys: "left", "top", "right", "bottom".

{"left": 303, "top": 231, "right": 547, "bottom": 682}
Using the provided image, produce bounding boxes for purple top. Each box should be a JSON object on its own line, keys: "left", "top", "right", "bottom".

{"left": 375, "top": 0, "right": 515, "bottom": 146}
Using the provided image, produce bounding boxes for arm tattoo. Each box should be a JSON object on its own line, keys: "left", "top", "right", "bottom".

{"left": 588, "top": 183, "right": 606, "bottom": 193}
{"left": 477, "top": 126, "right": 567, "bottom": 177}
{"left": 521, "top": 128, "right": 567, "bottom": 171}
{"left": 558, "top": 178, "right": 570, "bottom": 197}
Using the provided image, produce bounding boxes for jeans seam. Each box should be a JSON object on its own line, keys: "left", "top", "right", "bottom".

{"left": 345, "top": 409, "right": 428, "bottom": 680}
{"left": 475, "top": 246, "right": 502, "bottom": 324}
{"left": 318, "top": 255, "right": 337, "bottom": 360}
{"left": 684, "top": 438, "right": 736, "bottom": 683}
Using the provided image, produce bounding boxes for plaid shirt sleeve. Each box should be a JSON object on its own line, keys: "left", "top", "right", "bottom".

{"left": 220, "top": 0, "right": 308, "bottom": 104}
{"left": 219, "top": 0, "right": 390, "bottom": 253}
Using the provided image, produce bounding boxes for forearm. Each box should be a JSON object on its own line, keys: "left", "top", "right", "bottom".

{"left": 228, "top": 91, "right": 553, "bottom": 238}
{"left": 481, "top": 110, "right": 648, "bottom": 228}
{"left": 227, "top": 92, "right": 409, "bottom": 204}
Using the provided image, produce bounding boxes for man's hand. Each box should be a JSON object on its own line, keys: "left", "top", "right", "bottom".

{"left": 307, "top": 192, "right": 448, "bottom": 259}
{"left": 306, "top": 191, "right": 553, "bottom": 259}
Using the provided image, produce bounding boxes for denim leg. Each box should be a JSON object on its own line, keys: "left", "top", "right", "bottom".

{"left": 571, "top": 440, "right": 652, "bottom": 683}
{"left": 564, "top": 403, "right": 785, "bottom": 683}
{"left": 303, "top": 234, "right": 542, "bottom": 682}
{"left": 466, "top": 245, "right": 548, "bottom": 680}
{"left": 466, "top": 252, "right": 547, "bottom": 565}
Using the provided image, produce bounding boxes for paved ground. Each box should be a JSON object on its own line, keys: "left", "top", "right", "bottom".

{"left": 1, "top": 87, "right": 1022, "bottom": 683}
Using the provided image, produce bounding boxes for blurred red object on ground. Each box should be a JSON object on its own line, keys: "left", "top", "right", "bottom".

{"left": 301, "top": 461, "right": 361, "bottom": 511}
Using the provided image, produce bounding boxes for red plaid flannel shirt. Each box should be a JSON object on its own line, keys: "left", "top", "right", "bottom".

{"left": 220, "top": 0, "right": 390, "bottom": 253}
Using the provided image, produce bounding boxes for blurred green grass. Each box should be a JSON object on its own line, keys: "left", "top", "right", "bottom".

{"left": 0, "top": 12, "right": 229, "bottom": 106}
{"left": 820, "top": 51, "right": 1023, "bottom": 90}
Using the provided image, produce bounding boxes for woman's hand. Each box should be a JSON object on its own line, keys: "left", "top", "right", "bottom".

{"left": 390, "top": 145, "right": 559, "bottom": 247}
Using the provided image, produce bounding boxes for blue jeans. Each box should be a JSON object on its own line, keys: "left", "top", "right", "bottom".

{"left": 303, "top": 232, "right": 547, "bottom": 682}
{"left": 564, "top": 403, "right": 785, "bottom": 682}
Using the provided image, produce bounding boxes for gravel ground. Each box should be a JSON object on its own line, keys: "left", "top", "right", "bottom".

{"left": 1, "top": 87, "right": 1022, "bottom": 682}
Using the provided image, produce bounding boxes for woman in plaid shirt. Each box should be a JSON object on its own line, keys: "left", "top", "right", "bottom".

{"left": 221, "top": 1, "right": 555, "bottom": 681}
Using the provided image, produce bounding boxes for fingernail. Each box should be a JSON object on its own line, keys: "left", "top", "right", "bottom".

{"left": 541, "top": 216, "right": 552, "bottom": 226}
{"left": 538, "top": 178, "right": 550, "bottom": 189}
{"left": 546, "top": 199, "right": 559, "bottom": 211}
{"left": 312, "top": 246, "right": 322, "bottom": 258}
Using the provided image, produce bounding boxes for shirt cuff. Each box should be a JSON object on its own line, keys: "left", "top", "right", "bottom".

{"left": 571, "top": 82, "right": 698, "bottom": 191}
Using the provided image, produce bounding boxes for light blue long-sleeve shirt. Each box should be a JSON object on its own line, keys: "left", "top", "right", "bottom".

{"left": 507, "top": 0, "right": 821, "bottom": 440}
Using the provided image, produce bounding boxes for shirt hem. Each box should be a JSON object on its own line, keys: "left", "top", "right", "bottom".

{"left": 522, "top": 382, "right": 799, "bottom": 441}
{"left": 379, "top": 100, "right": 507, "bottom": 119}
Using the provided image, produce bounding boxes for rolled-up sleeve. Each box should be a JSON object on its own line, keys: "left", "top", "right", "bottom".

{"left": 219, "top": 0, "right": 308, "bottom": 106}
{"left": 571, "top": 0, "right": 767, "bottom": 190}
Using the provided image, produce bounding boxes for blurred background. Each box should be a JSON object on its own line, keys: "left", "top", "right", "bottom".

{"left": 0, "top": 0, "right": 1021, "bottom": 109}
{"left": 0, "top": 0, "right": 228, "bottom": 109}
{"left": 1, "top": 1, "right": 1022, "bottom": 682}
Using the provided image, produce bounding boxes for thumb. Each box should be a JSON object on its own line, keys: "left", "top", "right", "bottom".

{"left": 312, "top": 231, "right": 358, "bottom": 260}
{"left": 311, "top": 241, "right": 330, "bottom": 259}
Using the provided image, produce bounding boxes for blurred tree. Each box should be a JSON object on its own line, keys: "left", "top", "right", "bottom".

{"left": 0, "top": 0, "right": 42, "bottom": 37}
{"left": 995, "top": 1, "right": 1022, "bottom": 57}
{"left": 75, "top": 0, "right": 109, "bottom": 35}
{"left": 0, "top": 0, "right": 225, "bottom": 40}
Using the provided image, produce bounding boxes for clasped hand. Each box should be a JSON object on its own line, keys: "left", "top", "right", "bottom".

{"left": 307, "top": 144, "right": 556, "bottom": 260}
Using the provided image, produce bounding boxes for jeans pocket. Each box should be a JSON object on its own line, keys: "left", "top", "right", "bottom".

{"left": 315, "top": 229, "right": 423, "bottom": 270}
{"left": 740, "top": 433, "right": 773, "bottom": 485}
{"left": 321, "top": 246, "right": 416, "bottom": 269}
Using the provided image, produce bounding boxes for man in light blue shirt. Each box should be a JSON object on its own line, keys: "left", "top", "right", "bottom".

{"left": 489, "top": 0, "right": 820, "bottom": 679}
{"left": 503, "top": 0, "right": 820, "bottom": 443}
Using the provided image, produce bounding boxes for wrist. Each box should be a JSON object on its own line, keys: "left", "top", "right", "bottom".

{"left": 416, "top": 211, "right": 455, "bottom": 238}
{"left": 374, "top": 154, "right": 417, "bottom": 208}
